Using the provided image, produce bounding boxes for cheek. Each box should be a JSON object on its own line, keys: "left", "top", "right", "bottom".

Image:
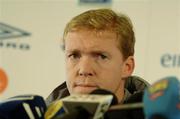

{"left": 66, "top": 74, "right": 75, "bottom": 94}
{"left": 66, "top": 63, "right": 77, "bottom": 93}
{"left": 66, "top": 60, "right": 77, "bottom": 76}
{"left": 97, "top": 67, "right": 123, "bottom": 90}
{"left": 97, "top": 77, "right": 122, "bottom": 93}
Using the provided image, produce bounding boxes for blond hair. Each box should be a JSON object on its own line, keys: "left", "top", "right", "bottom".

{"left": 63, "top": 8, "right": 135, "bottom": 60}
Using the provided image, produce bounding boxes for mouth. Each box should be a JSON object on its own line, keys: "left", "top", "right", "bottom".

{"left": 74, "top": 84, "right": 98, "bottom": 93}
{"left": 75, "top": 84, "right": 97, "bottom": 87}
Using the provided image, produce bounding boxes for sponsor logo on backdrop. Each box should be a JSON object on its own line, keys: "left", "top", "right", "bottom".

{"left": 0, "top": 22, "right": 31, "bottom": 50}
{"left": 79, "top": 0, "right": 111, "bottom": 4}
{"left": 161, "top": 53, "right": 180, "bottom": 68}
{"left": 0, "top": 68, "right": 8, "bottom": 94}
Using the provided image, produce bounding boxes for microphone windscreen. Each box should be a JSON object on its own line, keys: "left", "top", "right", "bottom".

{"left": 0, "top": 95, "right": 46, "bottom": 119}
{"left": 45, "top": 100, "right": 65, "bottom": 119}
{"left": 61, "top": 91, "right": 113, "bottom": 119}
{"left": 54, "top": 106, "right": 90, "bottom": 119}
{"left": 124, "top": 91, "right": 145, "bottom": 119}
{"left": 143, "top": 76, "right": 180, "bottom": 119}
{"left": 90, "top": 89, "right": 118, "bottom": 105}
{"left": 150, "top": 114, "right": 167, "bottom": 119}
{"left": 105, "top": 91, "right": 144, "bottom": 119}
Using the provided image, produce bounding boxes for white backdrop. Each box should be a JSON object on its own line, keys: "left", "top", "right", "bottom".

{"left": 0, "top": 0, "right": 180, "bottom": 100}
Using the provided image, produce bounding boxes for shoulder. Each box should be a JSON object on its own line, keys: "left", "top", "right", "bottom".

{"left": 125, "top": 75, "right": 150, "bottom": 94}
{"left": 45, "top": 82, "right": 70, "bottom": 106}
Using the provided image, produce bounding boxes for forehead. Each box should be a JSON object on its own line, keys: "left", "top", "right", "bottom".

{"left": 65, "top": 30, "right": 119, "bottom": 50}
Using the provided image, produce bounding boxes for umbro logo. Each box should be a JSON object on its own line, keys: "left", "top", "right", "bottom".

{"left": 0, "top": 22, "right": 30, "bottom": 40}
{"left": 0, "top": 22, "right": 31, "bottom": 50}
{"left": 79, "top": 0, "right": 111, "bottom": 3}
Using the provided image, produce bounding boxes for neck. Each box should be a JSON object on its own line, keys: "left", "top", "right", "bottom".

{"left": 115, "top": 80, "right": 125, "bottom": 103}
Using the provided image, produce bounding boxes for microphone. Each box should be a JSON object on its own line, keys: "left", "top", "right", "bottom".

{"left": 104, "top": 91, "right": 144, "bottom": 119}
{"left": 53, "top": 89, "right": 144, "bottom": 119}
{"left": 105, "top": 76, "right": 180, "bottom": 119}
{"left": 143, "top": 76, "right": 180, "bottom": 119}
{"left": 90, "top": 89, "right": 118, "bottom": 106}
{"left": 55, "top": 89, "right": 116, "bottom": 119}
{"left": 0, "top": 94, "right": 47, "bottom": 119}
{"left": 122, "top": 91, "right": 145, "bottom": 119}
{"left": 54, "top": 106, "right": 90, "bottom": 119}
{"left": 44, "top": 100, "right": 65, "bottom": 119}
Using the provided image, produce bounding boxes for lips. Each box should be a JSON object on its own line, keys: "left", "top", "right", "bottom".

{"left": 75, "top": 84, "right": 97, "bottom": 88}
{"left": 74, "top": 83, "right": 98, "bottom": 93}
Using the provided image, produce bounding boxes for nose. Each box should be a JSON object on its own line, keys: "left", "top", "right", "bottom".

{"left": 78, "top": 57, "right": 95, "bottom": 77}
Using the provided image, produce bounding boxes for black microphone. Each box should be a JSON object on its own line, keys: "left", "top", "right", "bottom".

{"left": 123, "top": 91, "right": 144, "bottom": 119}
{"left": 54, "top": 106, "right": 90, "bottom": 119}
{"left": 0, "top": 94, "right": 47, "bottom": 119}
{"left": 124, "top": 91, "right": 144, "bottom": 119}
{"left": 104, "top": 91, "right": 144, "bottom": 119}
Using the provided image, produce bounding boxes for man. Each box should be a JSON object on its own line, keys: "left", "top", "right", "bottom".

{"left": 46, "top": 8, "right": 149, "bottom": 109}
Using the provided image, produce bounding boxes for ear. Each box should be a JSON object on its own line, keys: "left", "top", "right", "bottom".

{"left": 60, "top": 38, "right": 65, "bottom": 51}
{"left": 121, "top": 56, "right": 135, "bottom": 78}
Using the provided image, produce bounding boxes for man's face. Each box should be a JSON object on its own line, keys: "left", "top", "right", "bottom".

{"left": 65, "top": 30, "right": 134, "bottom": 99}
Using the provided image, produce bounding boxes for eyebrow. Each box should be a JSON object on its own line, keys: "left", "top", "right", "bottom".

{"left": 66, "top": 49, "right": 110, "bottom": 56}
{"left": 65, "top": 49, "right": 80, "bottom": 53}
{"left": 90, "top": 50, "right": 109, "bottom": 55}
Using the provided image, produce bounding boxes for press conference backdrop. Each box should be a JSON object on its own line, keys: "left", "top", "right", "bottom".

{"left": 0, "top": 0, "right": 180, "bottom": 100}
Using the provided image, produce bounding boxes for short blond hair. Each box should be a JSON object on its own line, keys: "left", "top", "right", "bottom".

{"left": 63, "top": 8, "right": 135, "bottom": 60}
